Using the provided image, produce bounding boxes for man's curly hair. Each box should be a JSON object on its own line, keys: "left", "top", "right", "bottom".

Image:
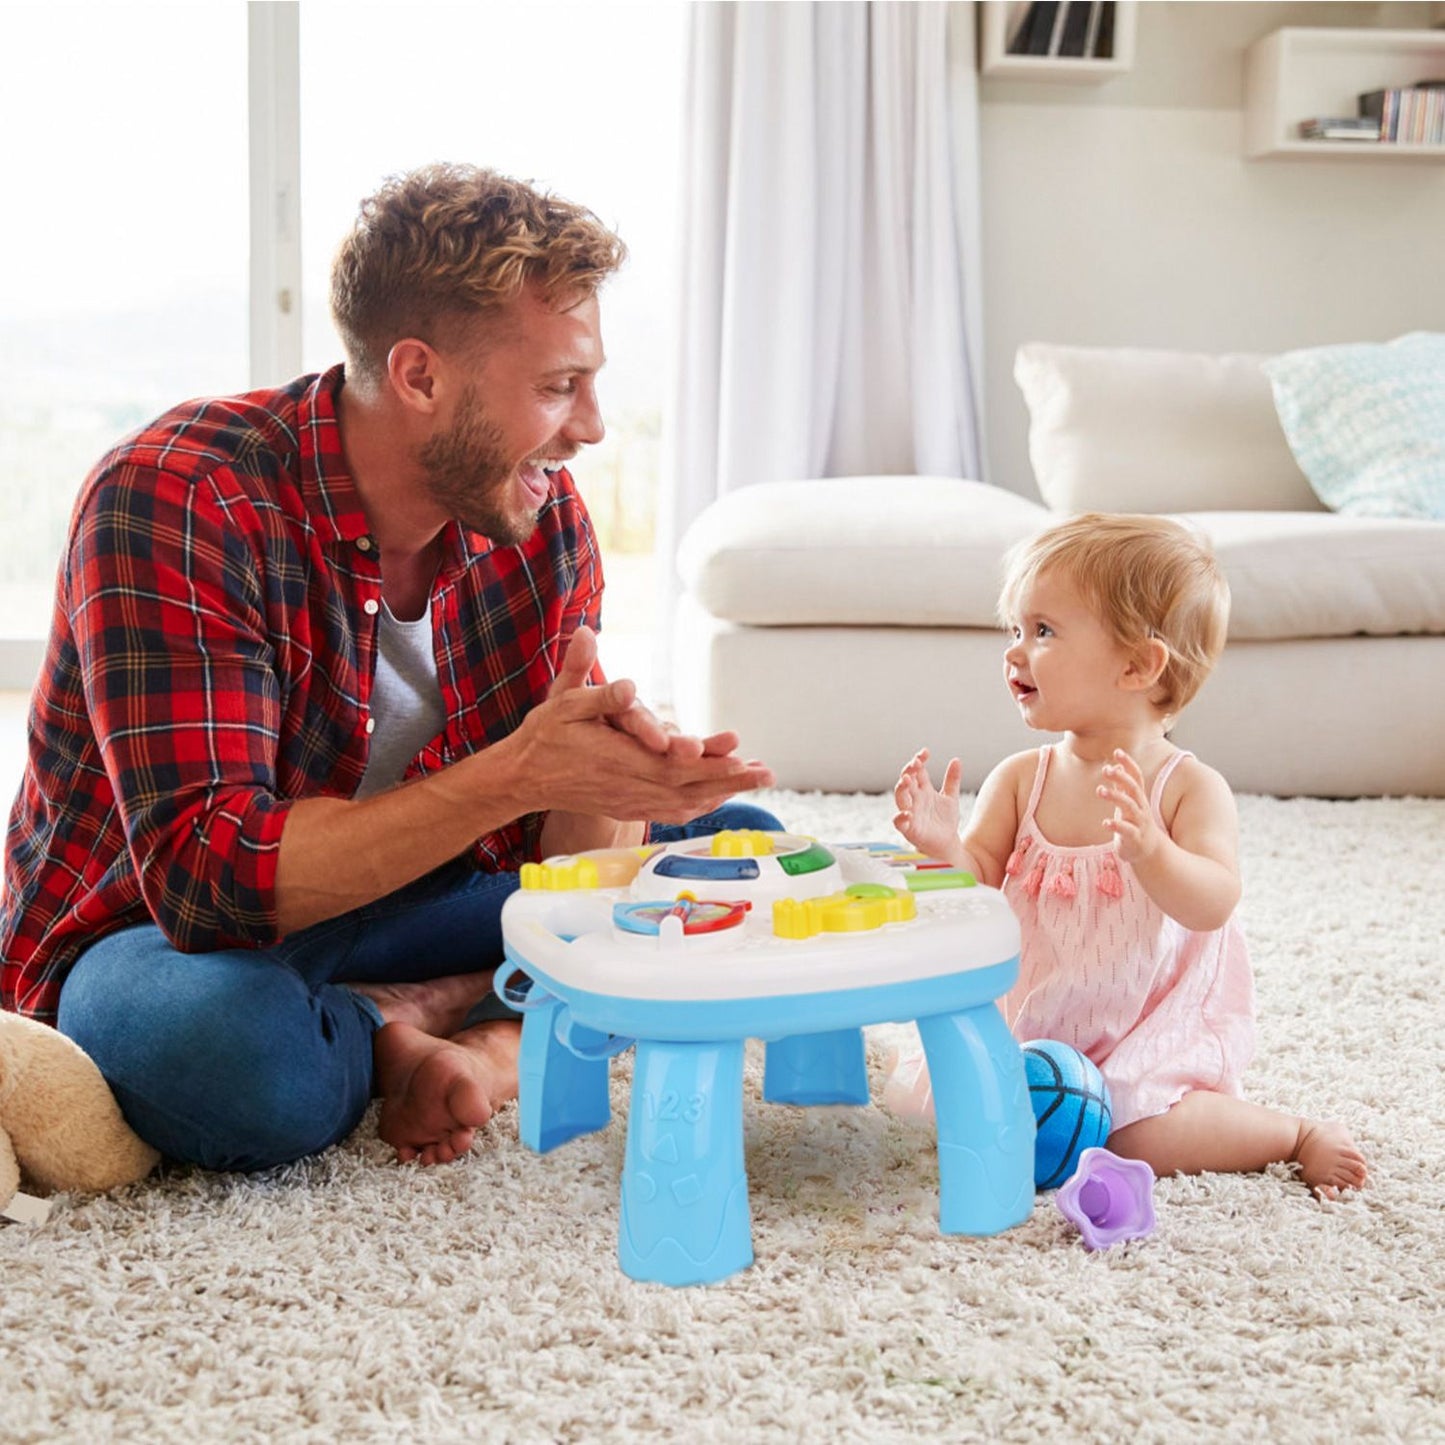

{"left": 330, "top": 162, "right": 627, "bottom": 385}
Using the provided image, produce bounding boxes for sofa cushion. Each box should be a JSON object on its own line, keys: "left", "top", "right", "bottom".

{"left": 1015, "top": 343, "right": 1323, "bottom": 515}
{"left": 675, "top": 477, "right": 1049, "bottom": 627}
{"left": 1262, "top": 333, "right": 1445, "bottom": 521}
{"left": 1190, "top": 511, "right": 1445, "bottom": 641}
{"left": 677, "top": 478, "right": 1445, "bottom": 641}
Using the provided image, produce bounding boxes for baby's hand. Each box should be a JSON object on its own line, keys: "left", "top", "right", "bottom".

{"left": 892, "top": 748, "right": 963, "bottom": 859}
{"left": 1098, "top": 749, "right": 1161, "bottom": 863}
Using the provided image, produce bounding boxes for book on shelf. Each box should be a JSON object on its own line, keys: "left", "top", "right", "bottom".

{"left": 1046, "top": 1, "right": 1073, "bottom": 55}
{"left": 1058, "top": 2, "right": 1095, "bottom": 58}
{"left": 1094, "top": 1, "right": 1116, "bottom": 60}
{"left": 1298, "top": 117, "right": 1382, "bottom": 142}
{"left": 1358, "top": 82, "right": 1445, "bottom": 145}
{"left": 1025, "top": 2, "right": 1061, "bottom": 56}
{"left": 1002, "top": 1, "right": 1117, "bottom": 63}
{"left": 1005, "top": 3, "right": 1034, "bottom": 54}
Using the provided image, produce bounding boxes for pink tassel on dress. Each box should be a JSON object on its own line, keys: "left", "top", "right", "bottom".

{"left": 1005, "top": 835, "right": 1032, "bottom": 877}
{"left": 1048, "top": 859, "right": 1077, "bottom": 900}
{"left": 1025, "top": 858, "right": 1047, "bottom": 897}
{"left": 1098, "top": 855, "right": 1125, "bottom": 900}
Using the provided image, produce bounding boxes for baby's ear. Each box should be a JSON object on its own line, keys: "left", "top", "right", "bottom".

{"left": 1121, "top": 637, "right": 1169, "bottom": 692}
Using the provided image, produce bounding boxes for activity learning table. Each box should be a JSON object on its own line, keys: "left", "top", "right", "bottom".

{"left": 497, "top": 831, "right": 1035, "bottom": 1285}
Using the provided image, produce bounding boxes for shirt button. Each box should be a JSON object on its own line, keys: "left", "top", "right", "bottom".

{"left": 356, "top": 535, "right": 373, "bottom": 552}
{"left": 365, "top": 717, "right": 376, "bottom": 735}
{"left": 363, "top": 598, "right": 379, "bottom": 615}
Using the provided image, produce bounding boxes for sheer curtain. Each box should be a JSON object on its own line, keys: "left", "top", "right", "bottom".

{"left": 656, "top": 0, "right": 985, "bottom": 695}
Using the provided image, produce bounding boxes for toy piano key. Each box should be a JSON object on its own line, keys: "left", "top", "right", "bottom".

{"left": 835, "top": 842, "right": 976, "bottom": 892}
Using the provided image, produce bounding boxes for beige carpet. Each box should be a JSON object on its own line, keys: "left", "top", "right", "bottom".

{"left": 2, "top": 791, "right": 1442, "bottom": 1443}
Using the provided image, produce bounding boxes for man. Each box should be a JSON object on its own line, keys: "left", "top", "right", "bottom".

{"left": 0, "top": 163, "right": 776, "bottom": 1173}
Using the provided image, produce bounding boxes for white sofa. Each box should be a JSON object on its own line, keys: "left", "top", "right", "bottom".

{"left": 672, "top": 345, "right": 1445, "bottom": 798}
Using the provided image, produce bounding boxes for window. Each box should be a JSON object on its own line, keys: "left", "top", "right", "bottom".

{"left": 0, "top": 3, "right": 249, "bottom": 665}
{"left": 0, "top": 1, "right": 683, "bottom": 697}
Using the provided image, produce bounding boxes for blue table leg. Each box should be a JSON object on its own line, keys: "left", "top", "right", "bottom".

{"left": 917, "top": 1003, "right": 1034, "bottom": 1235}
{"left": 517, "top": 999, "right": 612, "bottom": 1154}
{"left": 618, "top": 1039, "right": 752, "bottom": 1285}
{"left": 763, "top": 1029, "right": 870, "bottom": 1105}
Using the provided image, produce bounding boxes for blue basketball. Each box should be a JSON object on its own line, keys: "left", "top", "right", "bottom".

{"left": 1022, "top": 1039, "right": 1113, "bottom": 1190}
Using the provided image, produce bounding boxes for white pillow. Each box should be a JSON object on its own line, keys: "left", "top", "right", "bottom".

{"left": 676, "top": 477, "right": 1050, "bottom": 627}
{"left": 1263, "top": 333, "right": 1445, "bottom": 520}
{"left": 1014, "top": 343, "right": 1324, "bottom": 514}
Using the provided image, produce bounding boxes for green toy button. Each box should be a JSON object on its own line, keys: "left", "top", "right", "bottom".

{"left": 776, "top": 841, "right": 836, "bottom": 877}
{"left": 905, "top": 869, "right": 977, "bottom": 892}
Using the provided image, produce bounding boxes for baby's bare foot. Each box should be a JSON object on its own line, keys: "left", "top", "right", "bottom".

{"left": 1293, "top": 1120, "right": 1369, "bottom": 1199}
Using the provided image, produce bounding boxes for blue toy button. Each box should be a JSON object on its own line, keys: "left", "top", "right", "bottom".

{"left": 653, "top": 855, "right": 761, "bottom": 882}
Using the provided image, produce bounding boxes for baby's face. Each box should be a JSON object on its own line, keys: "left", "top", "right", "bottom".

{"left": 1001, "top": 573, "right": 1136, "bottom": 733}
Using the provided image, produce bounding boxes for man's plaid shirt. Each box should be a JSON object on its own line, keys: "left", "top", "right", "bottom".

{"left": 1, "top": 367, "right": 603, "bottom": 1023}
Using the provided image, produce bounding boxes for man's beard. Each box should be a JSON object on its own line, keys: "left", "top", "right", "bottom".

{"left": 418, "top": 385, "right": 541, "bottom": 546}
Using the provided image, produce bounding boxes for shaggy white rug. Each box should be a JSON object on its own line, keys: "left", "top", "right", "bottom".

{"left": 2, "top": 790, "right": 1442, "bottom": 1443}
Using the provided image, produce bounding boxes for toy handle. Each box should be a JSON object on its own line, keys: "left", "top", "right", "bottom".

{"left": 554, "top": 1005, "right": 634, "bottom": 1061}
{"left": 492, "top": 957, "right": 555, "bottom": 1012}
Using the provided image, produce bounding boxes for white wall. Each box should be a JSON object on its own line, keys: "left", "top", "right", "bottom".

{"left": 976, "top": 0, "right": 1445, "bottom": 497}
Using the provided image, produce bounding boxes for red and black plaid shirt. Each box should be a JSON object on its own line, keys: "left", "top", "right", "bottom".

{"left": 1, "top": 367, "right": 603, "bottom": 1023}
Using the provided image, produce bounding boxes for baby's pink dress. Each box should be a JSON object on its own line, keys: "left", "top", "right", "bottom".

{"left": 885, "top": 745, "right": 1256, "bottom": 1130}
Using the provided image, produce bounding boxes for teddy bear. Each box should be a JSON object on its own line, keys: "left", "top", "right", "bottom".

{"left": 0, "top": 1012, "right": 159, "bottom": 1223}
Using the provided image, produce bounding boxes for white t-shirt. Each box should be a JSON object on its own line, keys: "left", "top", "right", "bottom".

{"left": 355, "top": 597, "right": 448, "bottom": 799}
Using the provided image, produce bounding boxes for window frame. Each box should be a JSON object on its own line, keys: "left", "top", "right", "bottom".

{"left": 247, "top": 1, "right": 304, "bottom": 386}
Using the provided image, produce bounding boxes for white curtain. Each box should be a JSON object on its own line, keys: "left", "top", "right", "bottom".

{"left": 656, "top": 0, "right": 986, "bottom": 695}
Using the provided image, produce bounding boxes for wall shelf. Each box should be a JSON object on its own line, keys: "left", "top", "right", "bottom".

{"left": 979, "top": 2, "right": 1137, "bottom": 83}
{"left": 1244, "top": 27, "right": 1445, "bottom": 160}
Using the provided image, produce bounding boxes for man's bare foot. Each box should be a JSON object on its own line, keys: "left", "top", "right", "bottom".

{"left": 1293, "top": 1119, "right": 1369, "bottom": 1199}
{"left": 373, "top": 1020, "right": 521, "bottom": 1166}
{"left": 349, "top": 970, "right": 495, "bottom": 1036}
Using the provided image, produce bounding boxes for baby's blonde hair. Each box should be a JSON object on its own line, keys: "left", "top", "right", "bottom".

{"left": 998, "top": 513, "right": 1230, "bottom": 716}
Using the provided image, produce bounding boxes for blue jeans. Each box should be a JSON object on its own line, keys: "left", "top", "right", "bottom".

{"left": 58, "top": 802, "right": 784, "bottom": 1172}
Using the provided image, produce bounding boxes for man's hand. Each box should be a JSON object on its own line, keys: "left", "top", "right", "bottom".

{"left": 549, "top": 625, "right": 738, "bottom": 761}
{"left": 892, "top": 747, "right": 963, "bottom": 860}
{"left": 519, "top": 625, "right": 772, "bottom": 825}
